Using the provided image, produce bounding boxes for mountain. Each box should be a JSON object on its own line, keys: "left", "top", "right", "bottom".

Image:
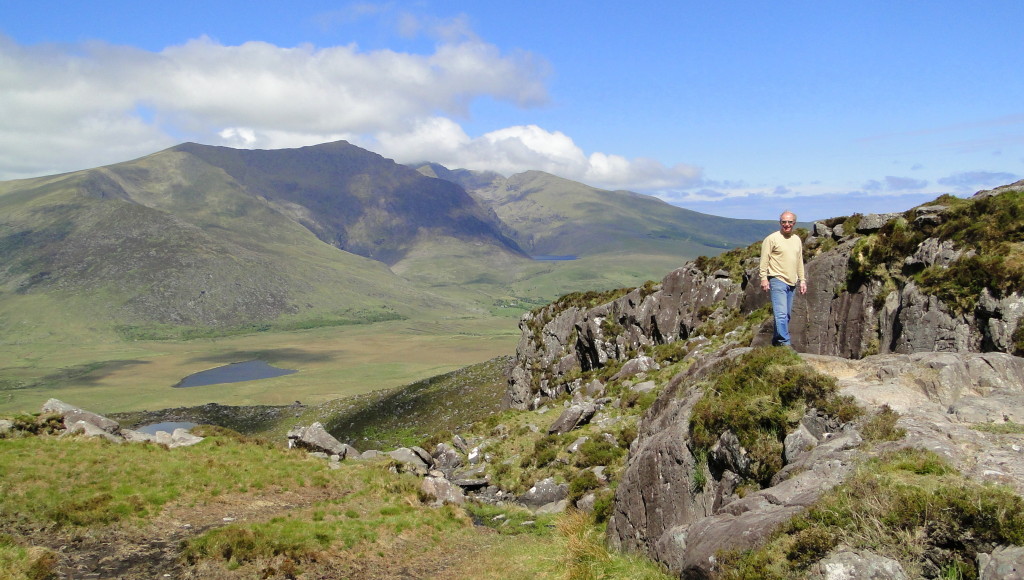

{"left": 0, "top": 141, "right": 514, "bottom": 337}
{"left": 0, "top": 141, "right": 779, "bottom": 340}
{"left": 416, "top": 163, "right": 777, "bottom": 257}
{"left": 172, "top": 142, "right": 525, "bottom": 265}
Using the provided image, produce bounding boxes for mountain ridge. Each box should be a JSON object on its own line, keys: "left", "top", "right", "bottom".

{"left": 1, "top": 140, "right": 778, "bottom": 338}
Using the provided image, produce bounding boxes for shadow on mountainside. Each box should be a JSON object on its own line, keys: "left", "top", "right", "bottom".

{"left": 183, "top": 348, "right": 337, "bottom": 366}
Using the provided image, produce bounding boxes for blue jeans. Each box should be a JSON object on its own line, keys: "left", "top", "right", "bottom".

{"left": 769, "top": 277, "right": 795, "bottom": 346}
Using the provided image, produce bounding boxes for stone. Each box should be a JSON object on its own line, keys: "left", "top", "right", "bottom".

{"left": 567, "top": 436, "right": 589, "bottom": 453}
{"left": 610, "top": 356, "right": 661, "bottom": 381}
{"left": 421, "top": 476, "right": 465, "bottom": 506}
{"left": 519, "top": 477, "right": 568, "bottom": 509}
{"left": 548, "top": 402, "right": 597, "bottom": 434}
{"left": 535, "top": 499, "right": 568, "bottom": 514}
{"left": 0, "top": 419, "right": 13, "bottom": 435}
{"left": 576, "top": 492, "right": 597, "bottom": 513}
{"left": 431, "top": 442, "right": 463, "bottom": 470}
{"left": 855, "top": 212, "right": 901, "bottom": 233}
{"left": 287, "top": 422, "right": 348, "bottom": 457}
{"left": 62, "top": 420, "right": 122, "bottom": 443}
{"left": 629, "top": 380, "right": 658, "bottom": 394}
{"left": 806, "top": 549, "right": 909, "bottom": 579}
{"left": 42, "top": 398, "right": 120, "bottom": 434}
{"left": 783, "top": 423, "right": 818, "bottom": 463}
{"left": 388, "top": 447, "right": 431, "bottom": 474}
{"left": 978, "top": 545, "right": 1024, "bottom": 580}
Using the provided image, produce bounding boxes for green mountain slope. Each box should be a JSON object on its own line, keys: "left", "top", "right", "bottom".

{"left": 417, "top": 164, "right": 778, "bottom": 257}
{"left": 0, "top": 148, "right": 461, "bottom": 339}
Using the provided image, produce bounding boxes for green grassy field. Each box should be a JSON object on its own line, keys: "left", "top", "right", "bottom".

{"left": 0, "top": 315, "right": 521, "bottom": 416}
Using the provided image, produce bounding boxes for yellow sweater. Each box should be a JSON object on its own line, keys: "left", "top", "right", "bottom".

{"left": 759, "top": 230, "right": 805, "bottom": 286}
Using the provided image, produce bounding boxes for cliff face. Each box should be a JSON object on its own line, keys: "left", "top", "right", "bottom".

{"left": 504, "top": 182, "right": 1024, "bottom": 577}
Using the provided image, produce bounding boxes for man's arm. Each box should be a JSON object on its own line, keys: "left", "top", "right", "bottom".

{"left": 759, "top": 237, "right": 771, "bottom": 292}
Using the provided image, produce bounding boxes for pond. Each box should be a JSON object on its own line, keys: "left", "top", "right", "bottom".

{"left": 137, "top": 421, "right": 197, "bottom": 434}
{"left": 173, "top": 360, "right": 298, "bottom": 388}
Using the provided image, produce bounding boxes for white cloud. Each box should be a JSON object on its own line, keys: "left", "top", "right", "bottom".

{"left": 0, "top": 32, "right": 695, "bottom": 192}
{"left": 0, "top": 34, "right": 546, "bottom": 178}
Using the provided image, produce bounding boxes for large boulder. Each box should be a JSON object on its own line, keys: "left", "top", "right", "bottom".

{"left": 519, "top": 477, "right": 568, "bottom": 510}
{"left": 547, "top": 402, "right": 597, "bottom": 434}
{"left": 287, "top": 422, "right": 351, "bottom": 457}
{"left": 806, "top": 549, "right": 909, "bottom": 580}
{"left": 42, "top": 399, "right": 120, "bottom": 434}
{"left": 979, "top": 545, "right": 1024, "bottom": 580}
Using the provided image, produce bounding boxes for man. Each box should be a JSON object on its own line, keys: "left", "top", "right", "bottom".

{"left": 759, "top": 211, "right": 807, "bottom": 347}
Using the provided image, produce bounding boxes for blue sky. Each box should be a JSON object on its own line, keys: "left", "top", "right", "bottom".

{"left": 2, "top": 1, "right": 1022, "bottom": 220}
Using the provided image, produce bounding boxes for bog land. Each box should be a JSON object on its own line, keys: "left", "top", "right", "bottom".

{"left": 0, "top": 315, "right": 520, "bottom": 416}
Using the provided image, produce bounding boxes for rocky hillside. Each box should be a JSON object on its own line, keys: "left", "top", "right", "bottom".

{"left": 503, "top": 181, "right": 1024, "bottom": 578}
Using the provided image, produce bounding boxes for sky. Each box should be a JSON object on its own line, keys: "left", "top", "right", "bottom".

{"left": 1, "top": 1, "right": 1022, "bottom": 221}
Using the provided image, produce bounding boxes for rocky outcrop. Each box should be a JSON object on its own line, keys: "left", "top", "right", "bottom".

{"left": 604, "top": 350, "right": 1024, "bottom": 577}
{"left": 287, "top": 422, "right": 359, "bottom": 459}
{"left": 24, "top": 399, "right": 205, "bottom": 448}
{"left": 506, "top": 201, "right": 1024, "bottom": 411}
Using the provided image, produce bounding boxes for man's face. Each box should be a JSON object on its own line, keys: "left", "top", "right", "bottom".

{"left": 779, "top": 213, "right": 795, "bottom": 234}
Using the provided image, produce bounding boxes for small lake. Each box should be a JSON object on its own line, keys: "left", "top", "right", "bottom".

{"left": 173, "top": 360, "right": 298, "bottom": 388}
{"left": 137, "top": 421, "right": 197, "bottom": 434}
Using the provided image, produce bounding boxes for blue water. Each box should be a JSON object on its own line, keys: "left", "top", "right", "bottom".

{"left": 174, "top": 360, "right": 298, "bottom": 388}
{"left": 137, "top": 421, "right": 197, "bottom": 434}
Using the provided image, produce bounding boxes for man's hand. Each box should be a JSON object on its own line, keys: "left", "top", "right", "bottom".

{"left": 761, "top": 279, "right": 770, "bottom": 292}
{"left": 799, "top": 280, "right": 807, "bottom": 295}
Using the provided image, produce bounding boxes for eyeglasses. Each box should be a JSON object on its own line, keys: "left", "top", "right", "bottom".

{"left": 780, "top": 220, "right": 795, "bottom": 224}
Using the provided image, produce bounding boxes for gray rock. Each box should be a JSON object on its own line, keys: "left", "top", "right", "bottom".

{"left": 629, "top": 380, "right": 658, "bottom": 394}
{"left": 287, "top": 422, "right": 349, "bottom": 457}
{"left": 535, "top": 499, "right": 568, "bottom": 514}
{"left": 783, "top": 423, "right": 818, "bottom": 463}
{"left": 421, "top": 476, "right": 465, "bottom": 506}
{"left": 519, "top": 477, "right": 568, "bottom": 509}
{"left": 62, "top": 420, "right": 122, "bottom": 443}
{"left": 806, "top": 549, "right": 909, "bottom": 579}
{"left": 431, "top": 442, "right": 463, "bottom": 470}
{"left": 904, "top": 237, "right": 968, "bottom": 270}
{"left": 979, "top": 545, "right": 1024, "bottom": 580}
{"left": 611, "top": 356, "right": 661, "bottom": 381}
{"left": 567, "top": 436, "right": 589, "bottom": 453}
{"left": 548, "top": 402, "right": 597, "bottom": 434}
{"left": 43, "top": 398, "right": 120, "bottom": 434}
{"left": 856, "top": 212, "right": 901, "bottom": 233}
{"left": 949, "top": 390, "right": 1024, "bottom": 423}
{"left": 0, "top": 419, "right": 13, "bottom": 435}
{"left": 576, "top": 492, "right": 597, "bottom": 513}
{"left": 388, "top": 447, "right": 430, "bottom": 474}
{"left": 122, "top": 427, "right": 204, "bottom": 448}
{"left": 913, "top": 204, "right": 948, "bottom": 226}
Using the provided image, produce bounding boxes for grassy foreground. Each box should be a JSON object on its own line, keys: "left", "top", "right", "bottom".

{"left": 0, "top": 431, "right": 670, "bottom": 580}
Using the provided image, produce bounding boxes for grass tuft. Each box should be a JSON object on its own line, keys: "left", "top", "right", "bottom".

{"left": 688, "top": 347, "right": 863, "bottom": 488}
